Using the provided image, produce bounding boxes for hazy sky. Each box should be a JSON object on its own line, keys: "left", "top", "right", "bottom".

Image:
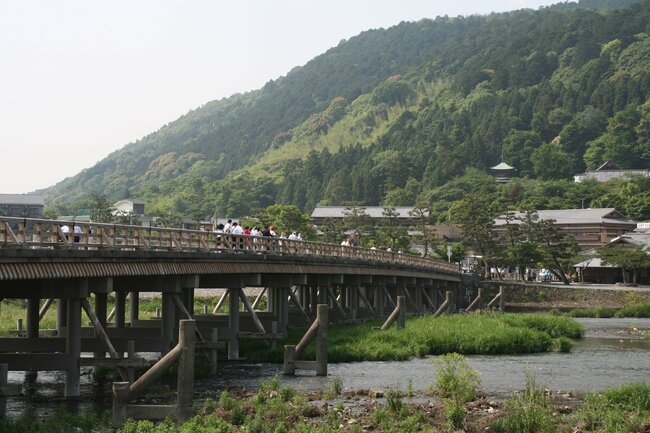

{"left": 1, "top": 0, "right": 560, "bottom": 194}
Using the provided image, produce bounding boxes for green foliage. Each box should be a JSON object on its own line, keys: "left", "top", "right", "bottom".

{"left": 89, "top": 194, "right": 114, "bottom": 223}
{"left": 433, "top": 353, "right": 481, "bottom": 403}
{"left": 598, "top": 243, "right": 650, "bottom": 283}
{"left": 616, "top": 302, "right": 650, "bottom": 317}
{"left": 327, "top": 376, "right": 343, "bottom": 397}
{"left": 578, "top": 383, "right": 650, "bottom": 432}
{"left": 552, "top": 336, "right": 574, "bottom": 352}
{"left": 384, "top": 386, "right": 405, "bottom": 413}
{"left": 492, "top": 375, "right": 555, "bottom": 433}
{"left": 0, "top": 410, "right": 109, "bottom": 433}
{"left": 242, "top": 313, "right": 583, "bottom": 363}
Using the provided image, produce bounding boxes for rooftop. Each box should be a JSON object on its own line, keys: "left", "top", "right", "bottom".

{"left": 311, "top": 206, "right": 425, "bottom": 219}
{"left": 0, "top": 194, "right": 45, "bottom": 206}
{"left": 490, "top": 162, "right": 515, "bottom": 171}
{"left": 494, "top": 208, "right": 637, "bottom": 226}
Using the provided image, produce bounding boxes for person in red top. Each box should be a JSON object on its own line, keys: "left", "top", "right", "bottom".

{"left": 243, "top": 226, "right": 251, "bottom": 235}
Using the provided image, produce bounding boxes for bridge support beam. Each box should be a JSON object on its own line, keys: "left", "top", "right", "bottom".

{"left": 65, "top": 298, "right": 81, "bottom": 398}
{"left": 228, "top": 288, "right": 240, "bottom": 360}
{"left": 27, "top": 297, "right": 39, "bottom": 339}
{"left": 161, "top": 292, "right": 176, "bottom": 354}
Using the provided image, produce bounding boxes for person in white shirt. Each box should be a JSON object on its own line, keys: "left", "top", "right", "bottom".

{"left": 288, "top": 232, "right": 298, "bottom": 240}
{"left": 231, "top": 222, "right": 244, "bottom": 235}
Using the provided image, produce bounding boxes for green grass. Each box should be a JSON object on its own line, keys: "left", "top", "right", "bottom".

{"left": 0, "top": 410, "right": 109, "bottom": 433}
{"left": 577, "top": 383, "right": 650, "bottom": 433}
{"left": 564, "top": 303, "right": 650, "bottom": 318}
{"left": 242, "top": 313, "right": 584, "bottom": 362}
{"left": 2, "top": 382, "right": 648, "bottom": 433}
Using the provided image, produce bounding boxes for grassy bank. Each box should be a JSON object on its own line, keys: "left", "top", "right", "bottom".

{"left": 553, "top": 302, "right": 650, "bottom": 318}
{"left": 242, "top": 313, "right": 584, "bottom": 362}
{"left": 2, "top": 378, "right": 647, "bottom": 433}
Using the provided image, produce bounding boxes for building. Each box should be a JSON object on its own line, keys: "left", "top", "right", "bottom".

{"left": 489, "top": 161, "right": 516, "bottom": 183}
{"left": 574, "top": 160, "right": 649, "bottom": 183}
{"left": 311, "top": 206, "right": 425, "bottom": 227}
{"left": 310, "top": 206, "right": 461, "bottom": 241}
{"left": 573, "top": 232, "right": 650, "bottom": 284}
{"left": 0, "top": 194, "right": 45, "bottom": 218}
{"left": 494, "top": 208, "right": 638, "bottom": 249}
{"left": 112, "top": 199, "right": 146, "bottom": 216}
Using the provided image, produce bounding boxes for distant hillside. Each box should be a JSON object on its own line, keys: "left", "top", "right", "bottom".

{"left": 42, "top": 0, "right": 650, "bottom": 220}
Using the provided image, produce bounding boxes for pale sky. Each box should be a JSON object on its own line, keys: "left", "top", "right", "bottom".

{"left": 1, "top": 0, "right": 559, "bottom": 194}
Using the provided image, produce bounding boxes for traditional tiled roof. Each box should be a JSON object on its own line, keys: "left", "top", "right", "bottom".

{"left": 490, "top": 162, "right": 515, "bottom": 171}
{"left": 494, "top": 208, "right": 637, "bottom": 226}
{"left": 0, "top": 194, "right": 45, "bottom": 206}
{"left": 605, "top": 232, "right": 650, "bottom": 247}
{"left": 311, "top": 206, "right": 425, "bottom": 219}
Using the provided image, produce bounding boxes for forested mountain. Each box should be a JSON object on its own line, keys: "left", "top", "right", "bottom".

{"left": 42, "top": 0, "right": 650, "bottom": 221}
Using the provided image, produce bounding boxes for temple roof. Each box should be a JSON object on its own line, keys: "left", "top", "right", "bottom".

{"left": 490, "top": 162, "right": 515, "bottom": 171}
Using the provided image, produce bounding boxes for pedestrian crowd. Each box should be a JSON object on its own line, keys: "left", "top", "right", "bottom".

{"left": 212, "top": 218, "right": 302, "bottom": 240}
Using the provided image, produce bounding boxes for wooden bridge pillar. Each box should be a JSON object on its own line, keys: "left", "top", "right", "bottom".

{"left": 65, "top": 297, "right": 81, "bottom": 398}
{"left": 56, "top": 297, "right": 67, "bottom": 336}
{"left": 228, "top": 288, "right": 240, "bottom": 360}
{"left": 114, "top": 291, "right": 126, "bottom": 328}
{"left": 94, "top": 293, "right": 108, "bottom": 358}
{"left": 129, "top": 292, "right": 139, "bottom": 325}
{"left": 161, "top": 292, "right": 176, "bottom": 354}
{"left": 26, "top": 297, "right": 39, "bottom": 339}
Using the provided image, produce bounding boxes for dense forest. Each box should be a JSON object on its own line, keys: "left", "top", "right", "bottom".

{"left": 40, "top": 0, "right": 650, "bottom": 221}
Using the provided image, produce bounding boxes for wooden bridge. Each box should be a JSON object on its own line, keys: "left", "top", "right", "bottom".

{"left": 0, "top": 216, "right": 461, "bottom": 399}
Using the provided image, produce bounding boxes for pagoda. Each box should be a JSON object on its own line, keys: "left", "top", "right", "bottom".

{"left": 490, "top": 161, "right": 516, "bottom": 183}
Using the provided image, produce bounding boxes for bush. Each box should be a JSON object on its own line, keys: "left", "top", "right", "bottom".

{"left": 219, "top": 390, "right": 236, "bottom": 410}
{"left": 578, "top": 384, "right": 650, "bottom": 433}
{"left": 600, "top": 383, "right": 650, "bottom": 411}
{"left": 615, "top": 303, "right": 650, "bottom": 318}
{"left": 444, "top": 400, "right": 467, "bottom": 429}
{"left": 385, "top": 386, "right": 404, "bottom": 414}
{"left": 492, "top": 375, "right": 554, "bottom": 433}
{"left": 433, "top": 353, "right": 481, "bottom": 403}
{"left": 552, "top": 336, "right": 573, "bottom": 352}
{"left": 179, "top": 415, "right": 233, "bottom": 433}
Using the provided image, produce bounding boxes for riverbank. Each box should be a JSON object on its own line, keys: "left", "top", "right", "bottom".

{"left": 484, "top": 281, "right": 650, "bottom": 311}
{"left": 2, "top": 378, "right": 648, "bottom": 433}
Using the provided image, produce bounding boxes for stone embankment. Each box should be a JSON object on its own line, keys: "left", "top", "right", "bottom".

{"left": 482, "top": 281, "right": 650, "bottom": 311}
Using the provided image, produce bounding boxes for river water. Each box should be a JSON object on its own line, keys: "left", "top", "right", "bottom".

{"left": 4, "top": 318, "right": 650, "bottom": 418}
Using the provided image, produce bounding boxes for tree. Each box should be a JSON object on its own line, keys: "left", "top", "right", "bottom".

{"left": 409, "top": 203, "right": 437, "bottom": 257}
{"left": 90, "top": 194, "right": 114, "bottom": 223}
{"left": 342, "top": 205, "right": 374, "bottom": 245}
{"left": 449, "top": 193, "right": 502, "bottom": 278}
{"left": 433, "top": 242, "right": 466, "bottom": 263}
{"left": 255, "top": 204, "right": 313, "bottom": 237}
{"left": 501, "top": 210, "right": 544, "bottom": 281}
{"left": 598, "top": 244, "right": 650, "bottom": 284}
{"left": 534, "top": 219, "right": 579, "bottom": 285}
{"left": 531, "top": 143, "right": 572, "bottom": 180}
{"left": 321, "top": 218, "right": 345, "bottom": 243}
{"left": 378, "top": 206, "right": 410, "bottom": 250}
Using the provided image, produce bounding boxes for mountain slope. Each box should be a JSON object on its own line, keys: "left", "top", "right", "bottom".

{"left": 42, "top": 0, "right": 650, "bottom": 220}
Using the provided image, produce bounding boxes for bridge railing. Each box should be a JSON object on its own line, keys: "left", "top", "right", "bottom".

{"left": 0, "top": 217, "right": 458, "bottom": 272}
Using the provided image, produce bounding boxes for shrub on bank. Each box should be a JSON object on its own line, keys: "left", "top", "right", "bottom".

{"left": 615, "top": 303, "right": 650, "bottom": 318}
{"left": 577, "top": 383, "right": 650, "bottom": 432}
{"left": 564, "top": 303, "right": 650, "bottom": 318}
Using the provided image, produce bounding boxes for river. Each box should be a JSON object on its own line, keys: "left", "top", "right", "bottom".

{"left": 3, "top": 318, "right": 649, "bottom": 418}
